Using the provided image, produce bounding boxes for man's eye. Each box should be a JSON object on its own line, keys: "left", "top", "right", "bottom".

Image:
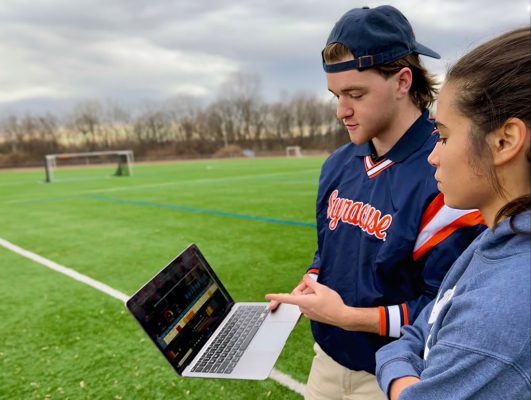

{"left": 437, "top": 137, "right": 448, "bottom": 145}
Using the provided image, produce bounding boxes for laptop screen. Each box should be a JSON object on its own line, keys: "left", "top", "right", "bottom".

{"left": 127, "top": 244, "right": 234, "bottom": 374}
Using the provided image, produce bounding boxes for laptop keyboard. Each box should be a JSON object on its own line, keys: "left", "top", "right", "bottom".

{"left": 191, "top": 305, "right": 268, "bottom": 374}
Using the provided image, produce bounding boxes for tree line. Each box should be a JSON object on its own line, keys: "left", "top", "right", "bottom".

{"left": 0, "top": 73, "right": 348, "bottom": 167}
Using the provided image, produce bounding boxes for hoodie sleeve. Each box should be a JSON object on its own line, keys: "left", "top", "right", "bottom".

{"left": 389, "top": 344, "right": 531, "bottom": 400}
{"left": 378, "top": 222, "right": 531, "bottom": 400}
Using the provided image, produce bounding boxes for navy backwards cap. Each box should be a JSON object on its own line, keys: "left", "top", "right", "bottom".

{"left": 323, "top": 5, "right": 440, "bottom": 73}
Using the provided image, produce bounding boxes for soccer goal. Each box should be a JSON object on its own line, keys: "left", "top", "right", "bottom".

{"left": 44, "top": 150, "right": 134, "bottom": 183}
{"left": 286, "top": 146, "right": 302, "bottom": 158}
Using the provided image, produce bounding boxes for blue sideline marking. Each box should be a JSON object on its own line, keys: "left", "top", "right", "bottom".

{"left": 83, "top": 195, "right": 316, "bottom": 229}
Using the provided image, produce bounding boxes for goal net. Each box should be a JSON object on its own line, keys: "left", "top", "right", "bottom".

{"left": 286, "top": 146, "right": 302, "bottom": 158}
{"left": 44, "top": 150, "right": 134, "bottom": 183}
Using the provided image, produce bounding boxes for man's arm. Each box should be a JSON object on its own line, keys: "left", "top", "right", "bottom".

{"left": 267, "top": 226, "right": 484, "bottom": 335}
{"left": 269, "top": 197, "right": 484, "bottom": 334}
{"left": 266, "top": 274, "right": 381, "bottom": 333}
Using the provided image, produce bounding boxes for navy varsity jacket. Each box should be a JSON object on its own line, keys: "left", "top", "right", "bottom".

{"left": 309, "top": 111, "right": 485, "bottom": 373}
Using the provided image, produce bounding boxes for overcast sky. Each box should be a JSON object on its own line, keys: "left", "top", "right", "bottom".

{"left": 0, "top": 0, "right": 529, "bottom": 115}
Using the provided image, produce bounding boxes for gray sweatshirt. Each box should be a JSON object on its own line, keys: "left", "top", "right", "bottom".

{"left": 376, "top": 211, "right": 531, "bottom": 399}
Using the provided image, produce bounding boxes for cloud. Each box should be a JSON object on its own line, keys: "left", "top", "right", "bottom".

{"left": 0, "top": 0, "right": 528, "bottom": 113}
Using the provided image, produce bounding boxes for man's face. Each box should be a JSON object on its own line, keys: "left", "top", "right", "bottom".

{"left": 326, "top": 67, "right": 398, "bottom": 145}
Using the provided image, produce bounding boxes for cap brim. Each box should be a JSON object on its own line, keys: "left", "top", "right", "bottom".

{"left": 414, "top": 42, "right": 441, "bottom": 59}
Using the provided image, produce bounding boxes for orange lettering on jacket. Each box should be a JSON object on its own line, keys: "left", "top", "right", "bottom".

{"left": 327, "top": 190, "right": 392, "bottom": 240}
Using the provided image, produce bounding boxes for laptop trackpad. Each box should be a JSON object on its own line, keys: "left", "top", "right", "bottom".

{"left": 232, "top": 350, "right": 279, "bottom": 380}
{"left": 248, "top": 321, "right": 295, "bottom": 352}
{"left": 232, "top": 322, "right": 295, "bottom": 379}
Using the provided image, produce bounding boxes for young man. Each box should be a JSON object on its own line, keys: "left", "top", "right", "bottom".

{"left": 266, "top": 5, "right": 485, "bottom": 400}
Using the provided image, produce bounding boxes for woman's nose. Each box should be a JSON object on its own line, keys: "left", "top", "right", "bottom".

{"left": 427, "top": 143, "right": 440, "bottom": 167}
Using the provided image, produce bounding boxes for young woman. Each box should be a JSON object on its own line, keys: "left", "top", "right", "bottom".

{"left": 375, "top": 27, "right": 531, "bottom": 399}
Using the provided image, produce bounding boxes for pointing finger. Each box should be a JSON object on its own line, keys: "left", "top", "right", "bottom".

{"left": 268, "top": 299, "right": 280, "bottom": 311}
{"left": 265, "top": 293, "right": 304, "bottom": 306}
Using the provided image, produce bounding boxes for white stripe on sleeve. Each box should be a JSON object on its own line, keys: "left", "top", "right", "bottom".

{"left": 387, "top": 305, "right": 402, "bottom": 338}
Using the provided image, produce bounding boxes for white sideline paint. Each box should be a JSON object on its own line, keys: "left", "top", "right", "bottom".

{"left": 269, "top": 369, "right": 307, "bottom": 395}
{"left": 0, "top": 236, "right": 305, "bottom": 397}
{"left": 3, "top": 168, "right": 320, "bottom": 205}
{"left": 0, "top": 238, "right": 129, "bottom": 303}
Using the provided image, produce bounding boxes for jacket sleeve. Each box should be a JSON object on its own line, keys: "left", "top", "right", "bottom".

{"left": 378, "top": 194, "right": 485, "bottom": 338}
{"left": 306, "top": 249, "right": 320, "bottom": 276}
{"left": 376, "top": 301, "right": 433, "bottom": 395}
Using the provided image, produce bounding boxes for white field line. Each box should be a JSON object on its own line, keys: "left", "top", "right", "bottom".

{"left": 269, "top": 369, "right": 306, "bottom": 396}
{"left": 0, "top": 237, "right": 129, "bottom": 303}
{"left": 2, "top": 168, "right": 319, "bottom": 205}
{"left": 0, "top": 236, "right": 305, "bottom": 397}
{"left": 80, "top": 169, "right": 319, "bottom": 195}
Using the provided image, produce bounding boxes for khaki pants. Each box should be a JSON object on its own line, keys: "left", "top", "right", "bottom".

{"left": 304, "top": 343, "right": 387, "bottom": 400}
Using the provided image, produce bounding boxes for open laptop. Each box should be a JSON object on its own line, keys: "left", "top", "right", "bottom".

{"left": 126, "top": 243, "right": 300, "bottom": 380}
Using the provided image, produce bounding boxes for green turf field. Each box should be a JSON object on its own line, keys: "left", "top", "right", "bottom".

{"left": 0, "top": 156, "right": 325, "bottom": 399}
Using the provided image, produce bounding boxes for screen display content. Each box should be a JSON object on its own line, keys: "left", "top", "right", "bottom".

{"left": 128, "top": 249, "right": 232, "bottom": 371}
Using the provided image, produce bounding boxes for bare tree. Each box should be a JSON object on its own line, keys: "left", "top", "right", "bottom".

{"left": 23, "top": 113, "right": 60, "bottom": 154}
{"left": 133, "top": 109, "right": 170, "bottom": 144}
{"left": 101, "top": 100, "right": 133, "bottom": 146}
{"left": 165, "top": 95, "right": 203, "bottom": 142}
{"left": 0, "top": 115, "right": 24, "bottom": 153}
{"left": 68, "top": 101, "right": 104, "bottom": 149}
{"left": 216, "top": 71, "right": 264, "bottom": 146}
{"left": 0, "top": 71, "right": 346, "bottom": 167}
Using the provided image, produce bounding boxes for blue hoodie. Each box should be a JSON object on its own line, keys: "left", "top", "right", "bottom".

{"left": 376, "top": 211, "right": 531, "bottom": 399}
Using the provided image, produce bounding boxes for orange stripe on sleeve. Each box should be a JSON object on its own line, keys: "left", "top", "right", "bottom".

{"left": 307, "top": 268, "right": 320, "bottom": 275}
{"left": 378, "top": 306, "right": 387, "bottom": 336}
{"left": 401, "top": 303, "right": 409, "bottom": 326}
{"left": 413, "top": 211, "right": 484, "bottom": 261}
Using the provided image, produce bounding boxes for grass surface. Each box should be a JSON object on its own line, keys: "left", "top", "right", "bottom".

{"left": 0, "top": 157, "right": 325, "bottom": 399}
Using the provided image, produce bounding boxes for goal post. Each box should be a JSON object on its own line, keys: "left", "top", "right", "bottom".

{"left": 44, "top": 150, "right": 134, "bottom": 183}
{"left": 286, "top": 146, "right": 302, "bottom": 158}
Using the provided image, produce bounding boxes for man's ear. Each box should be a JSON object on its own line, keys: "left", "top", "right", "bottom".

{"left": 395, "top": 67, "right": 413, "bottom": 99}
{"left": 490, "top": 118, "right": 529, "bottom": 166}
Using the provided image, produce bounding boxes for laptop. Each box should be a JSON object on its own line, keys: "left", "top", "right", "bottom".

{"left": 126, "top": 243, "right": 300, "bottom": 380}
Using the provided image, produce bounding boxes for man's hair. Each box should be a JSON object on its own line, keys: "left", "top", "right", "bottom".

{"left": 323, "top": 42, "right": 438, "bottom": 110}
{"left": 445, "top": 27, "right": 531, "bottom": 229}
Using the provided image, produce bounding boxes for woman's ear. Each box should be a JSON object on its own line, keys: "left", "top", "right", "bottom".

{"left": 490, "top": 118, "right": 529, "bottom": 166}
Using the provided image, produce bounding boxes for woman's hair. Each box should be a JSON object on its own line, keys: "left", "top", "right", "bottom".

{"left": 445, "top": 27, "right": 531, "bottom": 230}
{"left": 322, "top": 43, "right": 439, "bottom": 110}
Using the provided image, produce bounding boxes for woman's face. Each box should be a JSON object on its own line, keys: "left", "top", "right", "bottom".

{"left": 428, "top": 82, "right": 493, "bottom": 211}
